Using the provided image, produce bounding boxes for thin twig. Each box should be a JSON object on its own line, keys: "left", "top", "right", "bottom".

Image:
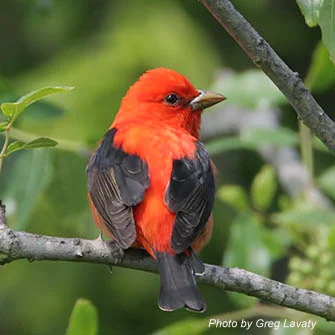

{"left": 200, "top": 0, "right": 335, "bottom": 153}
{"left": 9, "top": 127, "right": 90, "bottom": 157}
{"left": 299, "top": 122, "right": 314, "bottom": 180}
{"left": 0, "top": 128, "right": 10, "bottom": 175}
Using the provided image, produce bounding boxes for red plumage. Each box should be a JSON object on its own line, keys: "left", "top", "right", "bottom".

{"left": 87, "top": 68, "right": 225, "bottom": 312}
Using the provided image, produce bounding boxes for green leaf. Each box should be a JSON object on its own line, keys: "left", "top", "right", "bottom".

{"left": 1, "top": 149, "right": 54, "bottom": 229}
{"left": 152, "top": 318, "right": 208, "bottom": 335}
{"left": 217, "top": 185, "right": 249, "bottom": 211}
{"left": 0, "top": 120, "right": 9, "bottom": 131}
{"left": 206, "top": 128, "right": 299, "bottom": 156}
{"left": 314, "top": 136, "right": 331, "bottom": 152}
{"left": 319, "top": 0, "right": 335, "bottom": 63}
{"left": 23, "top": 137, "right": 57, "bottom": 149}
{"left": 66, "top": 299, "right": 98, "bottom": 335}
{"left": 262, "top": 227, "right": 291, "bottom": 259}
{"left": 278, "top": 195, "right": 292, "bottom": 211}
{"left": 44, "top": 151, "right": 90, "bottom": 234}
{"left": 305, "top": 42, "right": 335, "bottom": 91}
{"left": 5, "top": 138, "right": 57, "bottom": 156}
{"left": 297, "top": 0, "right": 323, "bottom": 27}
{"left": 297, "top": 0, "right": 335, "bottom": 65}
{"left": 0, "top": 86, "right": 74, "bottom": 121}
{"left": 241, "top": 128, "right": 299, "bottom": 147}
{"left": 0, "top": 76, "right": 11, "bottom": 96}
{"left": 318, "top": 165, "right": 335, "bottom": 199}
{"left": 313, "top": 318, "right": 335, "bottom": 333}
{"left": 17, "top": 86, "right": 74, "bottom": 109}
{"left": 224, "top": 212, "right": 272, "bottom": 307}
{"left": 274, "top": 326, "right": 310, "bottom": 335}
{"left": 327, "top": 226, "right": 335, "bottom": 251}
{"left": 224, "top": 212, "right": 272, "bottom": 276}
{"left": 272, "top": 209, "right": 335, "bottom": 227}
{"left": 251, "top": 165, "right": 277, "bottom": 211}
{"left": 206, "top": 137, "right": 255, "bottom": 155}
{"left": 211, "top": 69, "right": 285, "bottom": 109}
{"left": 1, "top": 103, "right": 18, "bottom": 118}
{"left": 5, "top": 141, "right": 25, "bottom": 155}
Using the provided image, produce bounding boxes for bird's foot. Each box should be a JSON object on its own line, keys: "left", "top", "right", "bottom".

{"left": 95, "top": 231, "right": 104, "bottom": 241}
{"left": 107, "top": 240, "right": 124, "bottom": 264}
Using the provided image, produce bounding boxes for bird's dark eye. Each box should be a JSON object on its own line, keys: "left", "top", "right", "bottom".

{"left": 164, "top": 93, "right": 179, "bottom": 106}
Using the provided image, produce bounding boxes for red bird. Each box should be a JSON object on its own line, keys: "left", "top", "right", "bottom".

{"left": 87, "top": 68, "right": 225, "bottom": 312}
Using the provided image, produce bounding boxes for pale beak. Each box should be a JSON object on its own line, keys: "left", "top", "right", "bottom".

{"left": 189, "top": 90, "right": 226, "bottom": 111}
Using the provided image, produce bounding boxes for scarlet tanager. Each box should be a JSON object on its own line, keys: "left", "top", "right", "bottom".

{"left": 87, "top": 68, "right": 225, "bottom": 312}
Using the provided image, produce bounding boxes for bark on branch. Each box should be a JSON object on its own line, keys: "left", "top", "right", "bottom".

{"left": 0, "top": 202, "right": 334, "bottom": 321}
{"left": 200, "top": 0, "right": 335, "bottom": 153}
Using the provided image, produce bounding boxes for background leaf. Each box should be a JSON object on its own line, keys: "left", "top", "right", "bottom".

{"left": 319, "top": 0, "right": 335, "bottom": 63}
{"left": 206, "top": 128, "right": 299, "bottom": 156}
{"left": 2, "top": 149, "right": 54, "bottom": 229}
{"left": 223, "top": 212, "right": 271, "bottom": 307}
{"left": 251, "top": 165, "right": 277, "bottom": 211}
{"left": 1, "top": 103, "right": 17, "bottom": 118}
{"left": 305, "top": 42, "right": 335, "bottom": 91}
{"left": 0, "top": 86, "right": 73, "bottom": 122}
{"left": 5, "top": 138, "right": 57, "bottom": 156}
{"left": 327, "top": 226, "right": 335, "bottom": 251}
{"left": 0, "top": 121, "right": 9, "bottom": 131}
{"left": 241, "top": 128, "right": 299, "bottom": 147}
{"left": 317, "top": 165, "right": 335, "bottom": 199}
{"left": 217, "top": 185, "right": 249, "bottom": 211}
{"left": 66, "top": 299, "right": 98, "bottom": 335}
{"left": 272, "top": 208, "right": 335, "bottom": 227}
{"left": 5, "top": 141, "right": 25, "bottom": 155}
{"left": 297, "top": 0, "right": 322, "bottom": 27}
{"left": 206, "top": 137, "right": 254, "bottom": 155}
{"left": 151, "top": 318, "right": 208, "bottom": 335}
{"left": 297, "top": 0, "right": 335, "bottom": 64}
{"left": 224, "top": 212, "right": 272, "bottom": 277}
{"left": 211, "top": 69, "right": 285, "bottom": 109}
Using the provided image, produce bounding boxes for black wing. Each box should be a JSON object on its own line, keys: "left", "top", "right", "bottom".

{"left": 87, "top": 128, "right": 150, "bottom": 249}
{"left": 164, "top": 142, "right": 215, "bottom": 253}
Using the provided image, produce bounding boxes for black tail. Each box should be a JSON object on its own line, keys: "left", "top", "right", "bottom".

{"left": 156, "top": 250, "right": 206, "bottom": 312}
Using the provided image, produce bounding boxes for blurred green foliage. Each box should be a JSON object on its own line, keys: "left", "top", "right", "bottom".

{"left": 67, "top": 299, "right": 99, "bottom": 335}
{"left": 1, "top": 0, "right": 335, "bottom": 334}
{"left": 211, "top": 69, "right": 285, "bottom": 108}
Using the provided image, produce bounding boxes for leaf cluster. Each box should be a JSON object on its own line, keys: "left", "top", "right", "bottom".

{"left": 0, "top": 87, "right": 73, "bottom": 164}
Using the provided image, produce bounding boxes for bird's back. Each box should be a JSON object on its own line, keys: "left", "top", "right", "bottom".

{"left": 112, "top": 122, "right": 197, "bottom": 256}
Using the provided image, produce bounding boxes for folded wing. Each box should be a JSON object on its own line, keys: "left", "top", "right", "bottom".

{"left": 87, "top": 128, "right": 150, "bottom": 248}
{"left": 164, "top": 142, "right": 215, "bottom": 253}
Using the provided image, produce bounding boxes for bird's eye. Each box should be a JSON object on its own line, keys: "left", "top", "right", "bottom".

{"left": 164, "top": 93, "right": 179, "bottom": 106}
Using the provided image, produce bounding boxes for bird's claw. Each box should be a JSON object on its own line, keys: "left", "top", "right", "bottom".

{"left": 96, "top": 231, "right": 104, "bottom": 241}
{"left": 107, "top": 241, "right": 124, "bottom": 264}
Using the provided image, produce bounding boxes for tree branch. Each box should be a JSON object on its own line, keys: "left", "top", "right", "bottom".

{"left": 200, "top": 0, "right": 335, "bottom": 153}
{"left": 0, "top": 203, "right": 334, "bottom": 321}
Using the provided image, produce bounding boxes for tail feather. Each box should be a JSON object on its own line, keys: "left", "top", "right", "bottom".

{"left": 156, "top": 251, "right": 206, "bottom": 312}
{"left": 187, "top": 247, "right": 205, "bottom": 276}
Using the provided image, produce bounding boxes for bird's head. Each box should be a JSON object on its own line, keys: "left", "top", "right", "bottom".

{"left": 114, "top": 68, "right": 225, "bottom": 138}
